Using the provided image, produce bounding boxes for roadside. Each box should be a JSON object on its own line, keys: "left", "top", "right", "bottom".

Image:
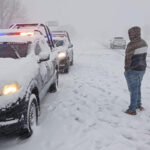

{"left": 1, "top": 39, "right": 150, "bottom": 150}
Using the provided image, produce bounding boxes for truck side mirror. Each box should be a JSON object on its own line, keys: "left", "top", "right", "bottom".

{"left": 38, "top": 52, "right": 50, "bottom": 63}
{"left": 68, "top": 43, "right": 73, "bottom": 48}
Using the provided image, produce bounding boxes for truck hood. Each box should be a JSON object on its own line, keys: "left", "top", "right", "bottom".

{"left": 55, "top": 45, "right": 68, "bottom": 51}
{"left": 0, "top": 57, "right": 39, "bottom": 88}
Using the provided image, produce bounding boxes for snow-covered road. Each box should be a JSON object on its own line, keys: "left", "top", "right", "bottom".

{"left": 1, "top": 39, "right": 150, "bottom": 150}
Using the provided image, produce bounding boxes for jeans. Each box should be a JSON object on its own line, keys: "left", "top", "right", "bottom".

{"left": 124, "top": 69, "right": 145, "bottom": 112}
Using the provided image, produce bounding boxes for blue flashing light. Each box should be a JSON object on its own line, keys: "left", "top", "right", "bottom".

{"left": 52, "top": 34, "right": 66, "bottom": 38}
{"left": 45, "top": 35, "right": 54, "bottom": 38}
{"left": 45, "top": 34, "right": 59, "bottom": 39}
{"left": 0, "top": 33, "right": 5, "bottom": 36}
{"left": 0, "top": 32, "right": 20, "bottom": 36}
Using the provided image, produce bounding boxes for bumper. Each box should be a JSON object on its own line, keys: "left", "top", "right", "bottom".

{"left": 58, "top": 58, "right": 69, "bottom": 70}
{"left": 112, "top": 44, "right": 126, "bottom": 49}
{"left": 0, "top": 97, "right": 27, "bottom": 134}
{"left": 0, "top": 119, "right": 21, "bottom": 135}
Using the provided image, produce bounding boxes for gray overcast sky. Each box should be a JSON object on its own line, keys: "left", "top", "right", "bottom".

{"left": 22, "top": 0, "right": 150, "bottom": 38}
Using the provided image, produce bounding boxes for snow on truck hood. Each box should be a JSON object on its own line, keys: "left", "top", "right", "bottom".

{"left": 0, "top": 57, "right": 38, "bottom": 86}
{"left": 0, "top": 57, "right": 39, "bottom": 108}
{"left": 56, "top": 45, "right": 68, "bottom": 51}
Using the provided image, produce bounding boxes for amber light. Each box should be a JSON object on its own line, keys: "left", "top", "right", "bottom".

{"left": 2, "top": 83, "right": 19, "bottom": 96}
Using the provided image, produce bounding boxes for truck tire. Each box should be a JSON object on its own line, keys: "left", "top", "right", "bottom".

{"left": 20, "top": 94, "right": 38, "bottom": 138}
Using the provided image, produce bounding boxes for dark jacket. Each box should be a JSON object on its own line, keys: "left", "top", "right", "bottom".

{"left": 125, "top": 26, "right": 148, "bottom": 71}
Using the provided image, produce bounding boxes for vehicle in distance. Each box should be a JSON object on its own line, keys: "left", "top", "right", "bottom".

{"left": 110, "top": 37, "right": 126, "bottom": 49}
{"left": 0, "top": 29, "right": 58, "bottom": 138}
{"left": 52, "top": 31, "right": 74, "bottom": 73}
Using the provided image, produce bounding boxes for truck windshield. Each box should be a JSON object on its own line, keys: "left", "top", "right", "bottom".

{"left": 0, "top": 42, "right": 29, "bottom": 59}
{"left": 53, "top": 40, "right": 65, "bottom": 47}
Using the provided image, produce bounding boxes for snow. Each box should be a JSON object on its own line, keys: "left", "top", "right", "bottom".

{"left": 0, "top": 57, "right": 39, "bottom": 108}
{"left": 0, "top": 28, "right": 52, "bottom": 108}
{"left": 0, "top": 38, "right": 150, "bottom": 150}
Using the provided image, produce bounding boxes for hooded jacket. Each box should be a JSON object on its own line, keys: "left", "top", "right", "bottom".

{"left": 125, "top": 26, "right": 148, "bottom": 71}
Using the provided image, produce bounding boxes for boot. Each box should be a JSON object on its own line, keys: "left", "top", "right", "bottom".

{"left": 125, "top": 109, "right": 136, "bottom": 115}
{"left": 137, "top": 106, "right": 144, "bottom": 111}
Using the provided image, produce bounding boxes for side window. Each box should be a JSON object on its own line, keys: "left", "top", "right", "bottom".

{"left": 35, "top": 43, "right": 41, "bottom": 55}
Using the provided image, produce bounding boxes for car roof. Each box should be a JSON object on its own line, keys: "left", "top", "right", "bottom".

{"left": 10, "top": 23, "right": 48, "bottom": 28}
{"left": 10, "top": 24, "right": 46, "bottom": 33}
{"left": 52, "top": 31, "right": 68, "bottom": 36}
{"left": 0, "top": 29, "right": 44, "bottom": 43}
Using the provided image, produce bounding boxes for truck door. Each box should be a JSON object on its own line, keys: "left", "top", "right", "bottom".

{"left": 39, "top": 39, "right": 55, "bottom": 81}
{"left": 34, "top": 42, "right": 49, "bottom": 86}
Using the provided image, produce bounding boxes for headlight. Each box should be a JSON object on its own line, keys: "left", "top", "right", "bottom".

{"left": 58, "top": 52, "right": 66, "bottom": 59}
{"left": 1, "top": 83, "right": 19, "bottom": 96}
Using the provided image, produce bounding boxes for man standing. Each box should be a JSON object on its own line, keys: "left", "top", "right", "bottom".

{"left": 124, "top": 26, "right": 148, "bottom": 115}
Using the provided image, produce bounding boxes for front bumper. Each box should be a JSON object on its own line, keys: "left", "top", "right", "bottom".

{"left": 0, "top": 119, "right": 21, "bottom": 135}
{"left": 0, "top": 97, "right": 27, "bottom": 134}
{"left": 112, "top": 44, "right": 126, "bottom": 48}
{"left": 58, "top": 58, "right": 69, "bottom": 70}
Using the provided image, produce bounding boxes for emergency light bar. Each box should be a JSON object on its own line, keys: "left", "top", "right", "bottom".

{"left": 0, "top": 33, "right": 4, "bottom": 36}
{"left": 20, "top": 32, "right": 34, "bottom": 36}
{"left": 0, "top": 32, "right": 34, "bottom": 37}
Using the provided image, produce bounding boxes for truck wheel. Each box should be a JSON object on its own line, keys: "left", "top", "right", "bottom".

{"left": 20, "top": 94, "right": 38, "bottom": 138}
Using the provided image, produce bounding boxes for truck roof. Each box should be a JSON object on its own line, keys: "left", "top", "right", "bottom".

{"left": 10, "top": 23, "right": 47, "bottom": 28}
